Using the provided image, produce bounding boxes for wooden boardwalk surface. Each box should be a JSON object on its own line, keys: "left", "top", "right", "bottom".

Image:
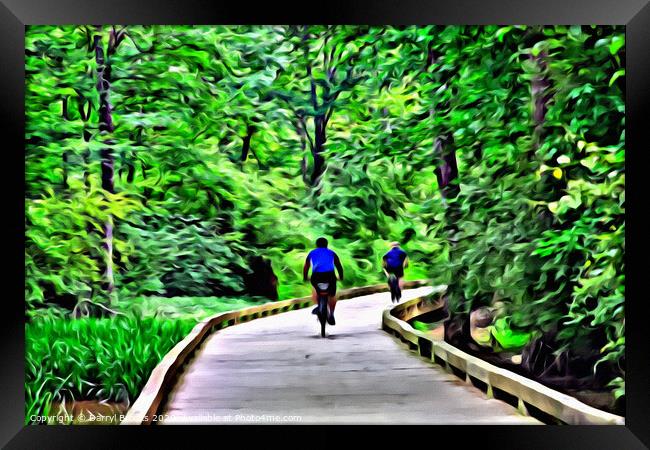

{"left": 159, "top": 287, "right": 541, "bottom": 424}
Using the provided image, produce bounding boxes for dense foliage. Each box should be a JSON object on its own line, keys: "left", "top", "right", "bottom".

{"left": 25, "top": 25, "right": 625, "bottom": 416}
{"left": 432, "top": 26, "right": 625, "bottom": 401}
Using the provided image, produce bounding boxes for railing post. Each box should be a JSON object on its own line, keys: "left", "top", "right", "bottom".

{"left": 443, "top": 359, "right": 452, "bottom": 374}
{"left": 518, "top": 398, "right": 529, "bottom": 416}
{"left": 486, "top": 384, "right": 494, "bottom": 399}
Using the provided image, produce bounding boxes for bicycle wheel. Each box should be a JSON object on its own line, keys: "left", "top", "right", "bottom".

{"left": 318, "top": 294, "right": 328, "bottom": 337}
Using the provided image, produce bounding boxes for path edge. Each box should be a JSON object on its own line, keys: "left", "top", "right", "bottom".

{"left": 382, "top": 289, "right": 625, "bottom": 426}
{"left": 121, "top": 279, "right": 430, "bottom": 425}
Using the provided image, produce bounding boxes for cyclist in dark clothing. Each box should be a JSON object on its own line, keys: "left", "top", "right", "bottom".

{"left": 303, "top": 237, "right": 344, "bottom": 325}
{"left": 382, "top": 242, "right": 408, "bottom": 291}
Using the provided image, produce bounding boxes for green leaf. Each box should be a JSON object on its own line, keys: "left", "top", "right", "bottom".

{"left": 609, "top": 35, "right": 624, "bottom": 55}
{"left": 609, "top": 69, "right": 625, "bottom": 87}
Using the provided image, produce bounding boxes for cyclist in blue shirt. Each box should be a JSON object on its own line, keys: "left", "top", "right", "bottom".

{"left": 382, "top": 242, "right": 408, "bottom": 291}
{"left": 303, "top": 237, "right": 344, "bottom": 325}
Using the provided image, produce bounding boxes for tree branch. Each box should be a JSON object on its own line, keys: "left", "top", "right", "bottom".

{"left": 297, "top": 116, "right": 314, "bottom": 151}
{"left": 301, "top": 30, "right": 319, "bottom": 112}
{"left": 322, "top": 32, "right": 331, "bottom": 74}
{"left": 324, "top": 105, "right": 335, "bottom": 127}
{"left": 125, "top": 31, "right": 155, "bottom": 54}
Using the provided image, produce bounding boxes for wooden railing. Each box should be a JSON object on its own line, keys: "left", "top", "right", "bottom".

{"left": 121, "top": 279, "right": 430, "bottom": 425}
{"left": 382, "top": 288, "right": 625, "bottom": 425}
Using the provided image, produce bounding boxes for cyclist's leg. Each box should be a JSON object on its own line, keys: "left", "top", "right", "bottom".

{"left": 397, "top": 266, "right": 405, "bottom": 289}
{"left": 387, "top": 271, "right": 396, "bottom": 300}
{"left": 310, "top": 274, "right": 320, "bottom": 314}
{"left": 328, "top": 295, "right": 336, "bottom": 313}
{"left": 328, "top": 272, "right": 337, "bottom": 313}
{"left": 394, "top": 268, "right": 403, "bottom": 300}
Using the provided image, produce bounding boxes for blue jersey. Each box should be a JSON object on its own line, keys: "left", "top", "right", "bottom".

{"left": 384, "top": 247, "right": 407, "bottom": 269}
{"left": 308, "top": 248, "right": 336, "bottom": 273}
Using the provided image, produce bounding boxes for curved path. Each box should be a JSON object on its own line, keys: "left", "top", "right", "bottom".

{"left": 159, "top": 287, "right": 541, "bottom": 424}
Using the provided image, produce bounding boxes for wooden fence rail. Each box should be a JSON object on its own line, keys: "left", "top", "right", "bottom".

{"left": 382, "top": 288, "right": 625, "bottom": 426}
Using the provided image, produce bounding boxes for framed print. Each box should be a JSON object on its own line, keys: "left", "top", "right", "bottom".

{"left": 2, "top": 0, "right": 648, "bottom": 448}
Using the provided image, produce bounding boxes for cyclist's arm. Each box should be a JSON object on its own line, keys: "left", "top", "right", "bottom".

{"left": 334, "top": 254, "right": 344, "bottom": 281}
{"left": 403, "top": 255, "right": 409, "bottom": 268}
{"left": 382, "top": 255, "right": 390, "bottom": 277}
{"left": 303, "top": 256, "right": 311, "bottom": 281}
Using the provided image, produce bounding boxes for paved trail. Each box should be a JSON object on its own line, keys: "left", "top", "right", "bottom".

{"left": 160, "top": 287, "right": 541, "bottom": 424}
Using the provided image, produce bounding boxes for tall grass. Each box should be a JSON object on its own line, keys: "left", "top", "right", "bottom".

{"left": 25, "top": 314, "right": 196, "bottom": 424}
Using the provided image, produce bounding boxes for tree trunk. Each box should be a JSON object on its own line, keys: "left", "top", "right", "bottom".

{"left": 80, "top": 100, "right": 93, "bottom": 187}
{"left": 240, "top": 124, "right": 254, "bottom": 162}
{"left": 434, "top": 133, "right": 463, "bottom": 314}
{"left": 298, "top": 125, "right": 310, "bottom": 185}
{"left": 425, "top": 43, "right": 464, "bottom": 313}
{"left": 301, "top": 27, "right": 327, "bottom": 187}
{"left": 433, "top": 134, "right": 460, "bottom": 202}
{"left": 530, "top": 50, "right": 552, "bottom": 147}
{"left": 62, "top": 151, "right": 69, "bottom": 190}
{"left": 94, "top": 30, "right": 116, "bottom": 302}
{"left": 310, "top": 115, "right": 326, "bottom": 185}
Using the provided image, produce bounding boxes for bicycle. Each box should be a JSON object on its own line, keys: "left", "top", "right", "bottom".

{"left": 315, "top": 282, "right": 330, "bottom": 337}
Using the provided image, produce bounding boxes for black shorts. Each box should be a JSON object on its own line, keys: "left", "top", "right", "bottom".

{"left": 311, "top": 271, "right": 337, "bottom": 296}
{"left": 386, "top": 266, "right": 404, "bottom": 278}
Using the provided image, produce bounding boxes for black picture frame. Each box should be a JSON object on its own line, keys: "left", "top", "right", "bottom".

{"left": 3, "top": 0, "right": 648, "bottom": 448}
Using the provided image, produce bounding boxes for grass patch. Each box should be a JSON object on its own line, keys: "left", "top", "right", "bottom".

{"left": 117, "top": 295, "right": 266, "bottom": 320}
{"left": 25, "top": 280, "right": 427, "bottom": 424}
{"left": 25, "top": 295, "right": 264, "bottom": 425}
